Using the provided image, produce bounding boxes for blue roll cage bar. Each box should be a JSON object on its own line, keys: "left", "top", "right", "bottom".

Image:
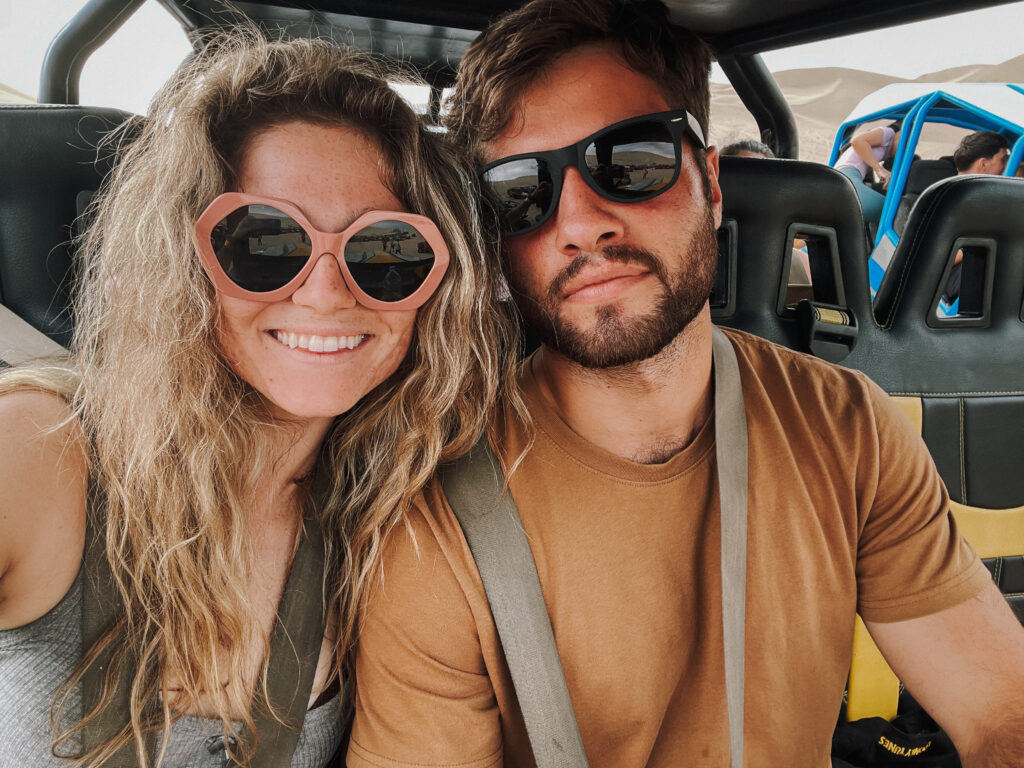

{"left": 829, "top": 89, "right": 1024, "bottom": 254}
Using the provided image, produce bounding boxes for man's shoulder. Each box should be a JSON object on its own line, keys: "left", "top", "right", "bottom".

{"left": 720, "top": 326, "right": 886, "bottom": 423}
{"left": 377, "top": 483, "right": 487, "bottom": 599}
{"left": 722, "top": 326, "right": 870, "bottom": 385}
{"left": 389, "top": 483, "right": 472, "bottom": 559}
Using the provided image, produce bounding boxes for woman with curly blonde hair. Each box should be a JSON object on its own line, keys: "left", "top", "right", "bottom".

{"left": 0, "top": 34, "right": 518, "bottom": 767}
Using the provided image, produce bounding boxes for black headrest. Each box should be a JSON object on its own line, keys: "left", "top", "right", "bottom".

{"left": 713, "top": 156, "right": 879, "bottom": 364}
{"left": 0, "top": 104, "right": 135, "bottom": 347}
{"left": 870, "top": 175, "right": 1024, "bottom": 394}
{"left": 904, "top": 157, "right": 956, "bottom": 197}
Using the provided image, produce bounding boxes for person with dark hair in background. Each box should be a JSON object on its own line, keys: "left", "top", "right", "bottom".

{"left": 833, "top": 120, "right": 902, "bottom": 226}
{"left": 348, "top": 1, "right": 1024, "bottom": 766}
{"left": 939, "top": 132, "right": 1012, "bottom": 304}
{"left": 719, "top": 138, "right": 811, "bottom": 286}
{"left": 720, "top": 138, "right": 775, "bottom": 158}
{"left": 954, "top": 131, "right": 1010, "bottom": 175}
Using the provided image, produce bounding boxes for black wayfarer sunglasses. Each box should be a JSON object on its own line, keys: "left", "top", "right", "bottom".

{"left": 479, "top": 109, "right": 706, "bottom": 236}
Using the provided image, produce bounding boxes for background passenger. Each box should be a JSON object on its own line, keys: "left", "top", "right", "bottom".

{"left": 954, "top": 130, "right": 1011, "bottom": 175}
{"left": 719, "top": 139, "right": 810, "bottom": 285}
{"left": 833, "top": 120, "right": 902, "bottom": 226}
{"left": 0, "top": 35, "right": 515, "bottom": 767}
{"left": 940, "top": 132, "right": 1012, "bottom": 303}
{"left": 720, "top": 138, "right": 775, "bottom": 158}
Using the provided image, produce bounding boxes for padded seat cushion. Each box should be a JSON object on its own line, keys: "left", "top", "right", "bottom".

{"left": 0, "top": 104, "right": 133, "bottom": 346}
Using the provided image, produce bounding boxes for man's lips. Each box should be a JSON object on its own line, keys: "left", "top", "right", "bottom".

{"left": 560, "top": 267, "right": 651, "bottom": 303}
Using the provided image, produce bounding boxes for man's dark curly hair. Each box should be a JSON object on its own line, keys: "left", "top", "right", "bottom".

{"left": 445, "top": 0, "right": 712, "bottom": 160}
{"left": 953, "top": 130, "right": 1010, "bottom": 172}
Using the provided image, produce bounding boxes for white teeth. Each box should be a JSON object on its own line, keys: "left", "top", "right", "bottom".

{"left": 272, "top": 331, "right": 365, "bottom": 352}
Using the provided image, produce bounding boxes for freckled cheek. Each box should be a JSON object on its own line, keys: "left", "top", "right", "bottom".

{"left": 387, "top": 324, "right": 417, "bottom": 371}
{"left": 214, "top": 309, "right": 267, "bottom": 385}
{"left": 364, "top": 316, "right": 417, "bottom": 386}
{"left": 215, "top": 321, "right": 245, "bottom": 372}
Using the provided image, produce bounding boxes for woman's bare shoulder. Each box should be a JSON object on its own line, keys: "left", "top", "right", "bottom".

{"left": 0, "top": 389, "right": 89, "bottom": 629}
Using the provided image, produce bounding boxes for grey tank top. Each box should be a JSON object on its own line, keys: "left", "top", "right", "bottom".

{"left": 0, "top": 572, "right": 344, "bottom": 767}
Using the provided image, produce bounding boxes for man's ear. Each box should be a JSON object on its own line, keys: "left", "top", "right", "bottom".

{"left": 706, "top": 146, "right": 723, "bottom": 228}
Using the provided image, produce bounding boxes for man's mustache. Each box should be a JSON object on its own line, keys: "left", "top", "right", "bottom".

{"left": 547, "top": 245, "right": 667, "bottom": 299}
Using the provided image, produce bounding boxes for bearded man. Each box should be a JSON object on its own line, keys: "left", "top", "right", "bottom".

{"left": 347, "top": 2, "right": 1024, "bottom": 766}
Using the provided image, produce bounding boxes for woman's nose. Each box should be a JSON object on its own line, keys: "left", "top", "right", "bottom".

{"left": 290, "top": 253, "right": 358, "bottom": 311}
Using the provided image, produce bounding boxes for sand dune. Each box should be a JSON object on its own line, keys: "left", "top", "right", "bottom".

{"left": 2, "top": 54, "right": 1020, "bottom": 162}
{"left": 0, "top": 83, "right": 35, "bottom": 104}
{"left": 710, "top": 55, "right": 1024, "bottom": 163}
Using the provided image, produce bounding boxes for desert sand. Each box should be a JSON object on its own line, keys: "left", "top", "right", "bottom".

{"left": 0, "top": 82, "right": 34, "bottom": 104}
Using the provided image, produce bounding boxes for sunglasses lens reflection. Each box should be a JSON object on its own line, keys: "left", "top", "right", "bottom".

{"left": 481, "top": 116, "right": 680, "bottom": 235}
{"left": 212, "top": 208, "right": 437, "bottom": 302}
{"left": 482, "top": 158, "right": 556, "bottom": 234}
{"left": 343, "top": 220, "right": 436, "bottom": 302}
{"left": 210, "top": 204, "right": 311, "bottom": 292}
{"left": 585, "top": 119, "right": 676, "bottom": 199}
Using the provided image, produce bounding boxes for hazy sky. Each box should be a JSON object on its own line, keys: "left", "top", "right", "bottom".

{"left": 2, "top": 0, "right": 1023, "bottom": 113}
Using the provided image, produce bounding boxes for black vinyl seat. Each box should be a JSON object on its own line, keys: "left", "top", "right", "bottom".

{"left": 871, "top": 174, "right": 1024, "bottom": 398}
{"left": 893, "top": 156, "right": 957, "bottom": 236}
{"left": 870, "top": 174, "right": 1024, "bottom": 561}
{"left": 712, "top": 156, "right": 879, "bottom": 365}
{"left": 845, "top": 174, "right": 1024, "bottom": 720}
{"left": 0, "top": 104, "right": 134, "bottom": 348}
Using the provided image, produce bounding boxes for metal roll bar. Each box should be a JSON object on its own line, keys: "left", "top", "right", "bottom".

{"left": 39, "top": 0, "right": 147, "bottom": 104}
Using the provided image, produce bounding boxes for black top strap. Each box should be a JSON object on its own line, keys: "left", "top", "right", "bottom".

{"left": 81, "top": 492, "right": 140, "bottom": 766}
{"left": 245, "top": 517, "right": 327, "bottom": 767}
{"left": 80, "top": 484, "right": 329, "bottom": 766}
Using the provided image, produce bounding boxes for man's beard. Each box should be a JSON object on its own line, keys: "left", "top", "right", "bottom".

{"left": 508, "top": 207, "right": 719, "bottom": 369}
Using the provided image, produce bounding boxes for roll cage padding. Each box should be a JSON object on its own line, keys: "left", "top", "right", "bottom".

{"left": 715, "top": 53, "right": 799, "bottom": 159}
{"left": 40, "top": 0, "right": 148, "bottom": 105}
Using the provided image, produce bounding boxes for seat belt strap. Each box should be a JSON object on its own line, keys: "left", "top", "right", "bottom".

{"left": 441, "top": 326, "right": 748, "bottom": 768}
{"left": 0, "top": 304, "right": 67, "bottom": 365}
{"left": 440, "top": 439, "right": 589, "bottom": 768}
{"left": 712, "top": 325, "right": 748, "bottom": 768}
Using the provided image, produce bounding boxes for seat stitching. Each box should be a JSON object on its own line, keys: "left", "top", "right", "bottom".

{"left": 959, "top": 397, "right": 967, "bottom": 504}
{"left": 878, "top": 184, "right": 949, "bottom": 327}
{"left": 887, "top": 390, "right": 1024, "bottom": 397}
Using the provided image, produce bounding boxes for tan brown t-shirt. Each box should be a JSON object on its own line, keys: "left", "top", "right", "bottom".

{"left": 348, "top": 329, "right": 989, "bottom": 768}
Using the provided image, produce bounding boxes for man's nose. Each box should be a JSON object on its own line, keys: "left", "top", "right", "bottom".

{"left": 290, "top": 253, "right": 358, "bottom": 311}
{"left": 552, "top": 166, "right": 625, "bottom": 255}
